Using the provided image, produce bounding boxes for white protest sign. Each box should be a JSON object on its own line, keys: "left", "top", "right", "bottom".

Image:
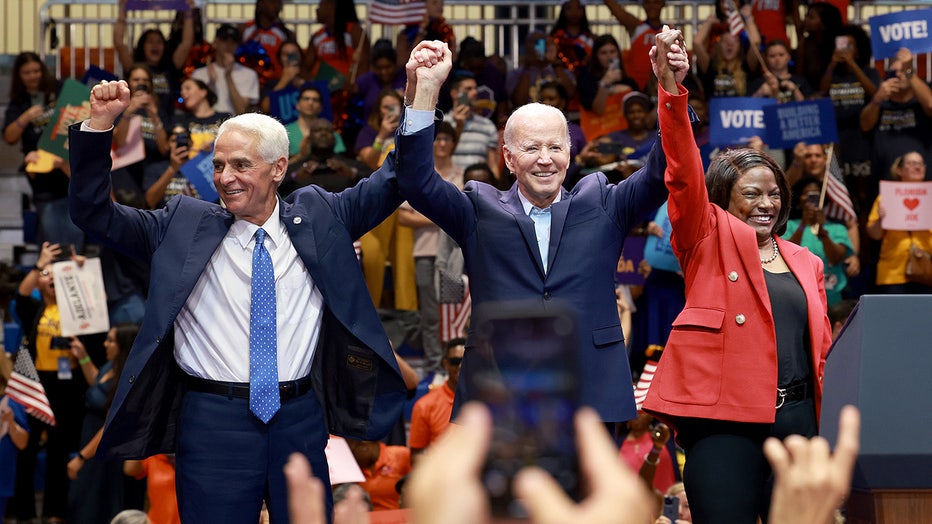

{"left": 52, "top": 258, "right": 111, "bottom": 336}
{"left": 879, "top": 180, "right": 932, "bottom": 231}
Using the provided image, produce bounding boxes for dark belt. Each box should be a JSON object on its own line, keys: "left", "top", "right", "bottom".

{"left": 185, "top": 374, "right": 314, "bottom": 401}
{"left": 776, "top": 380, "right": 810, "bottom": 409}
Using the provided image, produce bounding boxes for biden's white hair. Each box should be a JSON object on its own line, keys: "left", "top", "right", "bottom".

{"left": 503, "top": 102, "right": 570, "bottom": 146}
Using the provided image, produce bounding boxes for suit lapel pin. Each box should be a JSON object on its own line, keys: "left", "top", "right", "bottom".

{"left": 293, "top": 217, "right": 302, "bottom": 225}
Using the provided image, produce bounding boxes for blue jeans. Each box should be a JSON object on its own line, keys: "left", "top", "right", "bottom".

{"left": 35, "top": 197, "right": 85, "bottom": 252}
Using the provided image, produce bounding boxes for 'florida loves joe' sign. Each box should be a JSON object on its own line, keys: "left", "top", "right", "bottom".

{"left": 870, "top": 9, "right": 932, "bottom": 60}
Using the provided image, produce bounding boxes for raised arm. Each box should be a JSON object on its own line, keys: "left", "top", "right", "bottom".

{"left": 654, "top": 26, "right": 711, "bottom": 251}
{"left": 70, "top": 80, "right": 163, "bottom": 260}
{"left": 602, "top": 0, "right": 641, "bottom": 34}
{"left": 397, "top": 41, "right": 476, "bottom": 244}
{"left": 113, "top": 1, "right": 134, "bottom": 73}
{"left": 171, "top": 1, "right": 196, "bottom": 70}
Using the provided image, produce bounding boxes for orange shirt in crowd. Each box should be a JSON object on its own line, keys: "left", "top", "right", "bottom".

{"left": 408, "top": 383, "right": 455, "bottom": 450}
{"left": 140, "top": 455, "right": 181, "bottom": 524}
{"left": 360, "top": 442, "right": 411, "bottom": 511}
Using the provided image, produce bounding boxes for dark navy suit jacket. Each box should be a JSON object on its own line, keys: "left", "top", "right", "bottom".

{"left": 396, "top": 138, "right": 668, "bottom": 423}
{"left": 68, "top": 124, "right": 428, "bottom": 458}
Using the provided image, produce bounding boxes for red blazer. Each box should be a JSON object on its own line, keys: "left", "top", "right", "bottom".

{"left": 643, "top": 86, "right": 833, "bottom": 426}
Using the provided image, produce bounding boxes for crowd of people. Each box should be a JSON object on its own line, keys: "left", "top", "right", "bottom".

{"left": 0, "top": 0, "right": 922, "bottom": 522}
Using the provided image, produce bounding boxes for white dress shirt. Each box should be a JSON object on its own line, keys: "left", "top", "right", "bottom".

{"left": 175, "top": 200, "right": 324, "bottom": 382}
{"left": 518, "top": 189, "right": 561, "bottom": 273}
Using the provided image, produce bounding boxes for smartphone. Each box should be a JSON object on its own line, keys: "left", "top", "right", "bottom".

{"left": 534, "top": 38, "right": 547, "bottom": 60}
{"left": 597, "top": 142, "right": 624, "bottom": 156}
{"left": 135, "top": 83, "right": 148, "bottom": 93}
{"left": 470, "top": 301, "right": 581, "bottom": 519}
{"left": 50, "top": 336, "right": 72, "bottom": 350}
{"left": 662, "top": 495, "right": 680, "bottom": 521}
{"left": 609, "top": 57, "right": 620, "bottom": 71}
{"left": 835, "top": 36, "right": 850, "bottom": 51}
{"left": 806, "top": 192, "right": 820, "bottom": 207}
{"left": 284, "top": 52, "right": 301, "bottom": 67}
{"left": 386, "top": 104, "right": 400, "bottom": 119}
{"left": 885, "top": 68, "right": 899, "bottom": 80}
{"left": 55, "top": 244, "right": 75, "bottom": 261}
{"left": 173, "top": 126, "right": 190, "bottom": 149}
{"left": 456, "top": 90, "right": 471, "bottom": 108}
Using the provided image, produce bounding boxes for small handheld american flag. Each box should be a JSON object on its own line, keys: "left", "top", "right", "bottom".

{"left": 6, "top": 349, "right": 56, "bottom": 426}
{"left": 821, "top": 146, "right": 857, "bottom": 225}
{"left": 724, "top": 0, "right": 746, "bottom": 37}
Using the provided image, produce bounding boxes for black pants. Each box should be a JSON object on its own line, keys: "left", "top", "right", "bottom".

{"left": 675, "top": 398, "right": 817, "bottom": 524}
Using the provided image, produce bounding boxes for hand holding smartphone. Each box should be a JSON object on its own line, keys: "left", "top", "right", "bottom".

{"left": 470, "top": 301, "right": 581, "bottom": 518}
{"left": 456, "top": 90, "right": 471, "bottom": 108}
{"left": 663, "top": 495, "right": 680, "bottom": 521}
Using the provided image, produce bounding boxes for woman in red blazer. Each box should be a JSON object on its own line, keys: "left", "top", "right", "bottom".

{"left": 644, "top": 29, "right": 833, "bottom": 524}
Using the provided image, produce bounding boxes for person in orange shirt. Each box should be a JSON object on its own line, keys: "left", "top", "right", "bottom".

{"left": 408, "top": 338, "right": 465, "bottom": 456}
{"left": 346, "top": 439, "right": 411, "bottom": 511}
{"left": 125, "top": 454, "right": 180, "bottom": 524}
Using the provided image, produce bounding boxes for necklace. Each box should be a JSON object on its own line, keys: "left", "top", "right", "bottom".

{"left": 761, "top": 236, "right": 779, "bottom": 264}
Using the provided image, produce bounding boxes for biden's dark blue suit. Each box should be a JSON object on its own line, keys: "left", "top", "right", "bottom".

{"left": 397, "top": 137, "right": 668, "bottom": 423}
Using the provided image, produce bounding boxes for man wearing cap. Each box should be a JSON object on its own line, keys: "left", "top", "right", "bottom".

{"left": 607, "top": 91, "right": 657, "bottom": 175}
{"left": 192, "top": 24, "right": 261, "bottom": 115}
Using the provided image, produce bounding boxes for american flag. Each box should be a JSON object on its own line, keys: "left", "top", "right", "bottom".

{"left": 724, "top": 0, "right": 746, "bottom": 37}
{"left": 440, "top": 277, "right": 471, "bottom": 343}
{"left": 822, "top": 148, "right": 857, "bottom": 224}
{"left": 369, "top": 0, "right": 427, "bottom": 26}
{"left": 6, "top": 349, "right": 56, "bottom": 426}
{"left": 634, "top": 360, "right": 658, "bottom": 410}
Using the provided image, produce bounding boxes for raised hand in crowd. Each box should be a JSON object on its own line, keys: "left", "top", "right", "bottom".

{"left": 124, "top": 87, "right": 160, "bottom": 121}
{"left": 766, "top": 405, "right": 860, "bottom": 524}
{"left": 411, "top": 403, "right": 655, "bottom": 524}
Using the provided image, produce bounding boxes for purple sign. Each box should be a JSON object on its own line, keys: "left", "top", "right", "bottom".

{"left": 126, "top": 0, "right": 190, "bottom": 11}
{"left": 616, "top": 235, "right": 646, "bottom": 286}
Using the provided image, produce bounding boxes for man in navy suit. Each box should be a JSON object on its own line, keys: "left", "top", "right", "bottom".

{"left": 67, "top": 52, "right": 441, "bottom": 521}
{"left": 397, "top": 41, "right": 690, "bottom": 426}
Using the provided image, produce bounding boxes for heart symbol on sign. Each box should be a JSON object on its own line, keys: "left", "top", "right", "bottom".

{"left": 904, "top": 198, "right": 920, "bottom": 211}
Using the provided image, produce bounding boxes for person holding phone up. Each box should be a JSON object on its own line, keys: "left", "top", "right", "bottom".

{"left": 644, "top": 26, "right": 834, "bottom": 524}
{"left": 443, "top": 71, "right": 501, "bottom": 182}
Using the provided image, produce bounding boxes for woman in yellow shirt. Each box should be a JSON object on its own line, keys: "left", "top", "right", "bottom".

{"left": 866, "top": 151, "right": 932, "bottom": 293}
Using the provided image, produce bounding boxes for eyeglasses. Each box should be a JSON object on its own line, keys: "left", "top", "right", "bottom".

{"left": 446, "top": 357, "right": 463, "bottom": 366}
{"left": 903, "top": 160, "right": 926, "bottom": 167}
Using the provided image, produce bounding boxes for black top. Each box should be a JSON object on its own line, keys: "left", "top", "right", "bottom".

{"left": 763, "top": 269, "right": 811, "bottom": 387}
{"left": 3, "top": 94, "right": 71, "bottom": 200}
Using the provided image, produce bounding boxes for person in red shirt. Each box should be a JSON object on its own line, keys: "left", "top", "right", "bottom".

{"left": 408, "top": 338, "right": 465, "bottom": 456}
{"left": 602, "top": 0, "right": 666, "bottom": 91}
